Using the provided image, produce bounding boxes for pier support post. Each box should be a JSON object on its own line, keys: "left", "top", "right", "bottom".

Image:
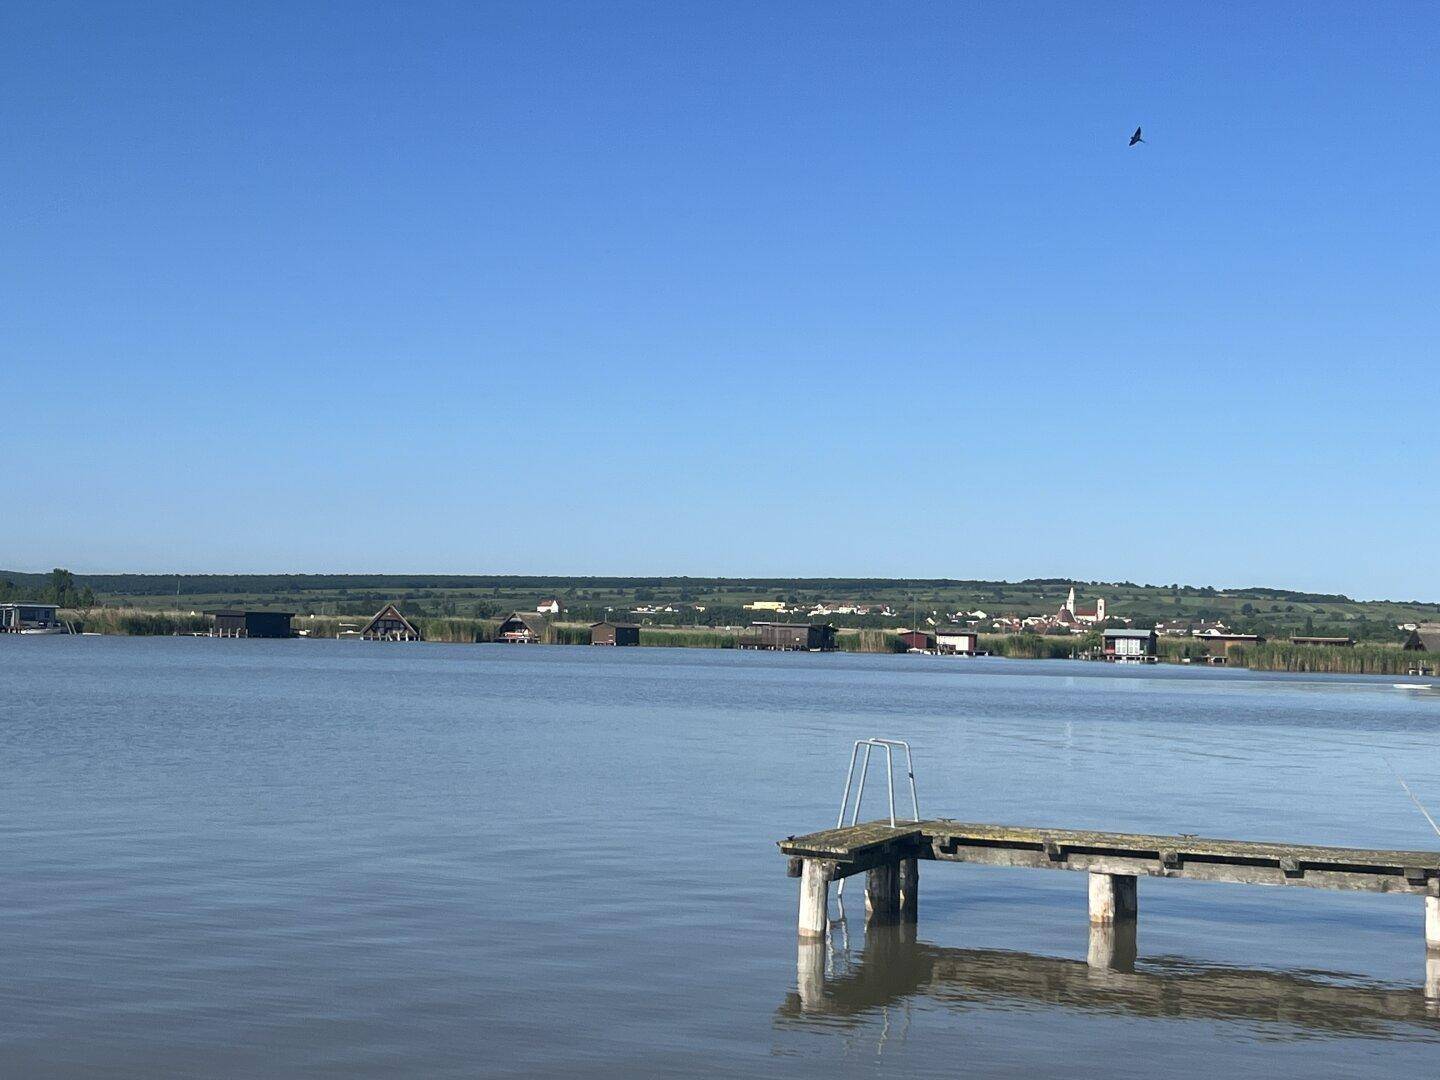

{"left": 1088, "top": 872, "right": 1138, "bottom": 924}
{"left": 798, "top": 860, "right": 833, "bottom": 940}
{"left": 899, "top": 857, "right": 919, "bottom": 920}
{"left": 1087, "top": 919, "right": 1138, "bottom": 973}
{"left": 865, "top": 861, "right": 900, "bottom": 919}
{"left": 1426, "top": 895, "right": 1440, "bottom": 954}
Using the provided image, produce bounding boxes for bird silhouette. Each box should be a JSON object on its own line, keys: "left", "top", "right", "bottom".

{"left": 1129, "top": 126, "right": 1145, "bottom": 146}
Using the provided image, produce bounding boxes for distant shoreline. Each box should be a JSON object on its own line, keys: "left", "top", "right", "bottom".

{"left": 43, "top": 609, "right": 1433, "bottom": 677}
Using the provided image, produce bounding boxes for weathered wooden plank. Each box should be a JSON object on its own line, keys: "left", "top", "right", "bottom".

{"left": 778, "top": 822, "right": 924, "bottom": 861}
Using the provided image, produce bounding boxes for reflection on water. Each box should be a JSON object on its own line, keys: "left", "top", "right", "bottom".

{"left": 782, "top": 918, "right": 1440, "bottom": 1042}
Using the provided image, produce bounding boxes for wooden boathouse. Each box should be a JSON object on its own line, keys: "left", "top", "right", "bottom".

{"left": 898, "top": 630, "right": 935, "bottom": 653}
{"left": 935, "top": 627, "right": 981, "bottom": 655}
{"left": 207, "top": 610, "right": 294, "bottom": 638}
{"left": 360, "top": 603, "right": 419, "bottom": 641}
{"left": 737, "top": 622, "right": 837, "bottom": 652}
{"left": 1404, "top": 625, "right": 1440, "bottom": 652}
{"left": 0, "top": 602, "right": 62, "bottom": 632}
{"left": 589, "top": 621, "right": 640, "bottom": 646}
{"left": 1102, "top": 628, "right": 1157, "bottom": 662}
{"left": 495, "top": 612, "right": 548, "bottom": 643}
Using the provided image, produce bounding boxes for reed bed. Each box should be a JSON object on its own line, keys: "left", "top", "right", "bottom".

{"left": 66, "top": 608, "right": 211, "bottom": 636}
{"left": 835, "top": 629, "right": 907, "bottom": 653}
{"left": 1229, "top": 642, "right": 1416, "bottom": 675}
{"left": 979, "top": 633, "right": 1078, "bottom": 660}
{"left": 638, "top": 628, "right": 738, "bottom": 649}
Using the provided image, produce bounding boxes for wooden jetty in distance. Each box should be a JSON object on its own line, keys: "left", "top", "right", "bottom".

{"left": 779, "top": 818, "right": 1440, "bottom": 996}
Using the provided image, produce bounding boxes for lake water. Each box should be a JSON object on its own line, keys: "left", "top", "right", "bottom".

{"left": 4, "top": 637, "right": 1440, "bottom": 1077}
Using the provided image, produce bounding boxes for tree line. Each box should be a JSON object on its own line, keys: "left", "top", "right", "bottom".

{"left": 0, "top": 568, "right": 96, "bottom": 609}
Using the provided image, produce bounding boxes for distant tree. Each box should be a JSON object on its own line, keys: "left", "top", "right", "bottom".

{"left": 1242, "top": 603, "right": 1256, "bottom": 616}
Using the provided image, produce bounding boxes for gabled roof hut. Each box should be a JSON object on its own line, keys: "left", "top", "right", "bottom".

{"left": 496, "top": 612, "right": 549, "bottom": 643}
{"left": 361, "top": 603, "right": 420, "bottom": 641}
{"left": 1404, "top": 624, "right": 1440, "bottom": 652}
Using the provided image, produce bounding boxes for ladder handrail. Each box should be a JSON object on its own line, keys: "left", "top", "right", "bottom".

{"left": 834, "top": 738, "right": 920, "bottom": 899}
{"left": 837, "top": 738, "right": 919, "bottom": 828}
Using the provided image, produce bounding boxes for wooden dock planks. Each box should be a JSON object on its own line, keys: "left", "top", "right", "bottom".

{"left": 779, "top": 819, "right": 1440, "bottom": 895}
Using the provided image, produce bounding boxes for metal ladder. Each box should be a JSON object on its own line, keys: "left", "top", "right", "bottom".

{"left": 834, "top": 738, "right": 920, "bottom": 898}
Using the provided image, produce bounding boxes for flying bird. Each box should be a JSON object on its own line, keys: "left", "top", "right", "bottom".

{"left": 1129, "top": 126, "right": 1145, "bottom": 146}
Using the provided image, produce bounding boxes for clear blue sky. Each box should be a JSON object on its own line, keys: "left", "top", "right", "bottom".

{"left": 5, "top": 3, "right": 1438, "bottom": 599}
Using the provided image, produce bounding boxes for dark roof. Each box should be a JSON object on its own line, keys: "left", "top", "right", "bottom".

{"left": 498, "top": 612, "right": 549, "bottom": 633}
{"left": 591, "top": 621, "right": 640, "bottom": 630}
{"left": 1406, "top": 625, "right": 1440, "bottom": 651}
{"left": 1290, "top": 636, "right": 1353, "bottom": 646}
{"left": 206, "top": 609, "right": 296, "bottom": 617}
{"left": 750, "top": 621, "right": 834, "bottom": 629}
{"left": 361, "top": 603, "right": 417, "bottom": 636}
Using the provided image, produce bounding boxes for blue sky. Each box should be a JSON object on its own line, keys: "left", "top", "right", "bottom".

{"left": 4, "top": 3, "right": 1438, "bottom": 599}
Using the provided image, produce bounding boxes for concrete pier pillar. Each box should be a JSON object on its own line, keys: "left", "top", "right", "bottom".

{"left": 1088, "top": 872, "right": 1138, "bottom": 924}
{"left": 796, "top": 937, "right": 826, "bottom": 1011}
{"left": 1087, "top": 918, "right": 1138, "bottom": 972}
{"left": 898, "top": 856, "right": 919, "bottom": 920}
{"left": 798, "top": 860, "right": 833, "bottom": 939}
{"left": 865, "top": 861, "right": 899, "bottom": 919}
{"left": 1426, "top": 895, "right": 1440, "bottom": 953}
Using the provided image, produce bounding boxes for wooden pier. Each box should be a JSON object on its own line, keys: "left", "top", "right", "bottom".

{"left": 779, "top": 818, "right": 1440, "bottom": 989}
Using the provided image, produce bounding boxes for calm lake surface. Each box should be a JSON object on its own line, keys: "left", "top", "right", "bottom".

{"left": 5, "top": 638, "right": 1440, "bottom": 1077}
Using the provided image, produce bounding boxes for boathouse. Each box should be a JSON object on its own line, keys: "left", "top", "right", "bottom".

{"left": 589, "top": 621, "right": 640, "bottom": 646}
{"left": 1290, "top": 636, "right": 1354, "bottom": 647}
{"left": 0, "top": 603, "right": 62, "bottom": 632}
{"left": 738, "top": 622, "right": 837, "bottom": 651}
{"left": 360, "top": 603, "right": 419, "bottom": 641}
{"left": 899, "top": 630, "right": 935, "bottom": 652}
{"left": 1404, "top": 625, "right": 1440, "bottom": 651}
{"left": 1103, "top": 628, "right": 1158, "bottom": 661}
{"left": 1199, "top": 633, "right": 1264, "bottom": 656}
{"left": 496, "top": 612, "right": 548, "bottom": 643}
{"left": 207, "top": 610, "right": 294, "bottom": 638}
{"left": 935, "top": 627, "right": 981, "bottom": 655}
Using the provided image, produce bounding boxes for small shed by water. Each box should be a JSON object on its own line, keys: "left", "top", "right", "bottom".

{"left": 935, "top": 626, "right": 982, "bottom": 655}
{"left": 899, "top": 630, "right": 935, "bottom": 653}
{"left": 1290, "top": 636, "right": 1354, "bottom": 647}
{"left": 0, "top": 603, "right": 62, "bottom": 632}
{"left": 737, "top": 622, "right": 837, "bottom": 652}
{"left": 1404, "top": 625, "right": 1440, "bottom": 652}
{"left": 1103, "top": 628, "right": 1158, "bottom": 661}
{"left": 590, "top": 621, "right": 640, "bottom": 646}
{"left": 361, "top": 603, "right": 420, "bottom": 641}
{"left": 496, "top": 612, "right": 549, "bottom": 643}
{"left": 208, "top": 610, "right": 295, "bottom": 638}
